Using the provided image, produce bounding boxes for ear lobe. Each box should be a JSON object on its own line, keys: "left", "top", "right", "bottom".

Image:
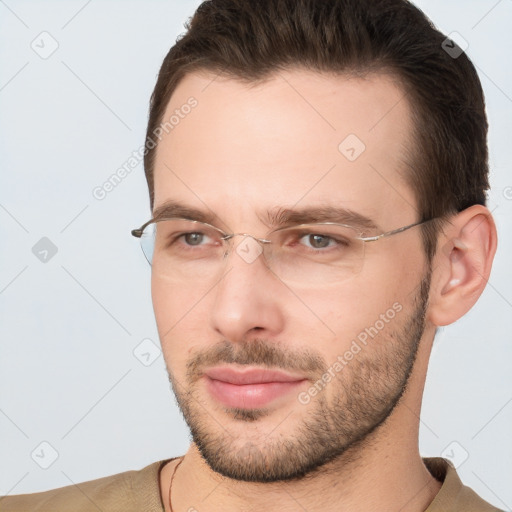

{"left": 428, "top": 206, "right": 497, "bottom": 327}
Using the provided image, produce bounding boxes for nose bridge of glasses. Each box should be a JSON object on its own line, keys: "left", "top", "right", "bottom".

{"left": 219, "top": 232, "right": 273, "bottom": 267}
{"left": 222, "top": 232, "right": 272, "bottom": 245}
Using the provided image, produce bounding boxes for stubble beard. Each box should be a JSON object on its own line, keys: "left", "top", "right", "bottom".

{"left": 167, "top": 270, "right": 431, "bottom": 483}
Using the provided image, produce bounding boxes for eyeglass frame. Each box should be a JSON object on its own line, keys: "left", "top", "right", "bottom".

{"left": 131, "top": 215, "right": 439, "bottom": 250}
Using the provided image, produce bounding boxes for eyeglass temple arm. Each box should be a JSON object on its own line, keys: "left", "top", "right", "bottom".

{"left": 131, "top": 218, "right": 158, "bottom": 238}
{"left": 359, "top": 218, "right": 433, "bottom": 242}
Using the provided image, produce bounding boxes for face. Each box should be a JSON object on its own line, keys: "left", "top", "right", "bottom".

{"left": 150, "top": 68, "right": 432, "bottom": 482}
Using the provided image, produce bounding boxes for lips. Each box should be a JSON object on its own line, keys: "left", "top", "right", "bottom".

{"left": 204, "top": 366, "right": 307, "bottom": 409}
{"left": 205, "top": 366, "right": 305, "bottom": 385}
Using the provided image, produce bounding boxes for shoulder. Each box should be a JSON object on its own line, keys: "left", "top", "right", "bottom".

{"left": 424, "top": 457, "right": 505, "bottom": 512}
{"left": 0, "top": 459, "right": 172, "bottom": 512}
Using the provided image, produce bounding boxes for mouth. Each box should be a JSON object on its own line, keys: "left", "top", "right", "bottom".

{"left": 204, "top": 366, "right": 307, "bottom": 409}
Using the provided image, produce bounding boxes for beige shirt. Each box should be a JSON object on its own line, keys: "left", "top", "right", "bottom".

{"left": 0, "top": 457, "right": 503, "bottom": 511}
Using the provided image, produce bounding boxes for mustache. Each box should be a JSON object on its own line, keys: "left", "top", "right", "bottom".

{"left": 186, "top": 338, "right": 327, "bottom": 382}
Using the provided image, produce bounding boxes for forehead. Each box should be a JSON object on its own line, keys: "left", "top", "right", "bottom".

{"left": 152, "top": 68, "right": 418, "bottom": 229}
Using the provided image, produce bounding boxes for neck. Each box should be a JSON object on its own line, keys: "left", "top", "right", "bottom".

{"left": 162, "top": 413, "right": 441, "bottom": 512}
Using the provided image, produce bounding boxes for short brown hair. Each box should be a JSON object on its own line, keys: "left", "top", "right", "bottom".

{"left": 143, "top": 0, "right": 489, "bottom": 262}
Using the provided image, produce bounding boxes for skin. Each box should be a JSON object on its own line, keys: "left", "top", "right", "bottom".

{"left": 151, "top": 68, "right": 497, "bottom": 512}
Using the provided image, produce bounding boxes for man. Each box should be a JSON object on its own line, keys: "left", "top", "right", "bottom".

{"left": 1, "top": 0, "right": 503, "bottom": 510}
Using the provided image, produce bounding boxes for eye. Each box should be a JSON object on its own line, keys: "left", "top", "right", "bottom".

{"left": 181, "top": 232, "right": 209, "bottom": 246}
{"left": 155, "top": 220, "right": 225, "bottom": 255}
{"left": 176, "top": 230, "right": 218, "bottom": 248}
{"left": 300, "top": 233, "right": 336, "bottom": 249}
{"left": 296, "top": 232, "right": 351, "bottom": 251}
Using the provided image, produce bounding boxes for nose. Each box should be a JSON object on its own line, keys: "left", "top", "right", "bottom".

{"left": 210, "top": 235, "right": 285, "bottom": 343}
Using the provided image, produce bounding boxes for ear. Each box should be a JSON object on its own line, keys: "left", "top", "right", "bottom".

{"left": 427, "top": 205, "right": 497, "bottom": 327}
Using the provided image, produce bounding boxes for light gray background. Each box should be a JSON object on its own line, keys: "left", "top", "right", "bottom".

{"left": 1, "top": 0, "right": 511, "bottom": 508}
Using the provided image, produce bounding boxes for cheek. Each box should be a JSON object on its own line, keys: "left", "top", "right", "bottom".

{"left": 298, "top": 272, "right": 410, "bottom": 352}
{"left": 151, "top": 276, "right": 207, "bottom": 365}
{"left": 152, "top": 274, "right": 210, "bottom": 326}
{"left": 151, "top": 275, "right": 173, "bottom": 333}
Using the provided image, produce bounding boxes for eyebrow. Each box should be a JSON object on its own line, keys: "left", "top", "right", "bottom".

{"left": 152, "top": 199, "right": 379, "bottom": 233}
{"left": 263, "top": 205, "right": 379, "bottom": 232}
{"left": 153, "top": 200, "right": 220, "bottom": 225}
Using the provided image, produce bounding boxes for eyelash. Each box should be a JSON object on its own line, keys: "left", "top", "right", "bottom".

{"left": 170, "top": 230, "right": 350, "bottom": 253}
